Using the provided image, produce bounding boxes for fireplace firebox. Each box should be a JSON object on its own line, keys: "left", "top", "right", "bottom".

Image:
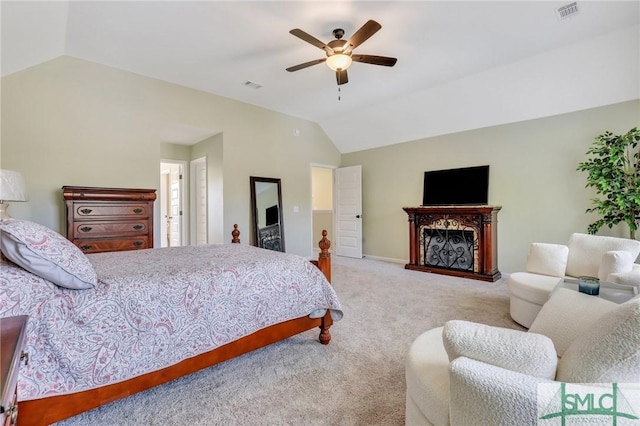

{"left": 403, "top": 206, "right": 501, "bottom": 282}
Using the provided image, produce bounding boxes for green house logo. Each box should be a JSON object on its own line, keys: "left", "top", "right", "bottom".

{"left": 539, "top": 383, "right": 639, "bottom": 425}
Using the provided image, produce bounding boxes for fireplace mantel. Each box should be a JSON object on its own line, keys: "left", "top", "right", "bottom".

{"left": 403, "top": 206, "right": 501, "bottom": 282}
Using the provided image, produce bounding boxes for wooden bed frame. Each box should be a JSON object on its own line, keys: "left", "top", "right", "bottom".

{"left": 18, "top": 226, "right": 334, "bottom": 425}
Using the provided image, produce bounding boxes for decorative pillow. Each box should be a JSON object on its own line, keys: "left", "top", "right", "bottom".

{"left": 0, "top": 219, "right": 96, "bottom": 289}
{"left": 529, "top": 288, "right": 617, "bottom": 356}
{"left": 556, "top": 298, "right": 640, "bottom": 383}
{"left": 598, "top": 250, "right": 635, "bottom": 282}
{"left": 525, "top": 243, "right": 569, "bottom": 278}
{"left": 442, "top": 320, "right": 558, "bottom": 379}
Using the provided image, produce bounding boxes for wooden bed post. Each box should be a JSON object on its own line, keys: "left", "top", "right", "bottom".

{"left": 231, "top": 224, "right": 240, "bottom": 243}
{"left": 317, "top": 229, "right": 331, "bottom": 283}
{"left": 319, "top": 310, "right": 333, "bottom": 345}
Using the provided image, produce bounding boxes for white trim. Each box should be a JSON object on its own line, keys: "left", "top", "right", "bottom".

{"left": 363, "top": 254, "right": 407, "bottom": 264}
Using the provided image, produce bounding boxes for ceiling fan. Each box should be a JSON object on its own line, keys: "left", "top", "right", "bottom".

{"left": 286, "top": 20, "right": 397, "bottom": 86}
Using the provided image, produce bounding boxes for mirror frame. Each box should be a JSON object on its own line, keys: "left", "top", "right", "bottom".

{"left": 250, "top": 176, "right": 285, "bottom": 252}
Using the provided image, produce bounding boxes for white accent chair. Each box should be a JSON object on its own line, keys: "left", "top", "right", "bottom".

{"left": 507, "top": 233, "right": 640, "bottom": 327}
{"left": 405, "top": 289, "right": 640, "bottom": 426}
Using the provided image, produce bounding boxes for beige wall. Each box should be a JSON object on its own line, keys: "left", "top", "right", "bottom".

{"left": 0, "top": 56, "right": 341, "bottom": 257}
{"left": 3, "top": 56, "right": 638, "bottom": 269}
{"left": 312, "top": 167, "right": 333, "bottom": 210}
{"left": 341, "top": 100, "right": 640, "bottom": 273}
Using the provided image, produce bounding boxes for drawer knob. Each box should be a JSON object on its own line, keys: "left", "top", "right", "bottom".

{"left": 133, "top": 208, "right": 143, "bottom": 214}
{"left": 80, "top": 245, "right": 93, "bottom": 251}
{"left": 80, "top": 208, "right": 93, "bottom": 214}
{"left": 80, "top": 226, "right": 93, "bottom": 233}
{"left": 133, "top": 225, "right": 144, "bottom": 231}
{"left": 20, "top": 351, "right": 29, "bottom": 366}
{"left": 133, "top": 241, "right": 144, "bottom": 247}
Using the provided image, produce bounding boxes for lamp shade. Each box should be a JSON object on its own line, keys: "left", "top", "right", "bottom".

{"left": 0, "top": 169, "right": 29, "bottom": 202}
{"left": 326, "top": 54, "right": 352, "bottom": 71}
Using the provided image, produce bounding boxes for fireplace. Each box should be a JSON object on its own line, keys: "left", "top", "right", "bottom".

{"left": 403, "top": 206, "right": 501, "bottom": 281}
{"left": 422, "top": 227, "right": 475, "bottom": 271}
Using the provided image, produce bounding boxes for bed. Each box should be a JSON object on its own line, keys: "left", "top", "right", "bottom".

{"left": 0, "top": 220, "right": 340, "bottom": 425}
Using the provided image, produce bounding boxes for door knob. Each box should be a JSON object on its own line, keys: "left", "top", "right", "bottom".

{"left": 356, "top": 215, "right": 362, "bottom": 219}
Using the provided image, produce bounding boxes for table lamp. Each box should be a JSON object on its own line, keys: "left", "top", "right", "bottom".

{"left": 0, "top": 169, "right": 29, "bottom": 219}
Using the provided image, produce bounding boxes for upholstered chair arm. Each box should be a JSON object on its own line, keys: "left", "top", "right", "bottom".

{"left": 449, "top": 357, "right": 557, "bottom": 426}
{"left": 442, "top": 320, "right": 558, "bottom": 379}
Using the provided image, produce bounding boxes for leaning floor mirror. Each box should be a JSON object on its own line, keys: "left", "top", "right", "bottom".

{"left": 250, "top": 176, "right": 285, "bottom": 252}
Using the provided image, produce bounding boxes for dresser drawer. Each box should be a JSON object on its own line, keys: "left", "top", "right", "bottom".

{"left": 74, "top": 237, "right": 150, "bottom": 253}
{"left": 71, "top": 220, "right": 150, "bottom": 239}
{"left": 73, "top": 203, "right": 151, "bottom": 219}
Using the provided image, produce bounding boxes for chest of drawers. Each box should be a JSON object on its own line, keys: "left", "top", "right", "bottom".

{"left": 63, "top": 186, "right": 156, "bottom": 254}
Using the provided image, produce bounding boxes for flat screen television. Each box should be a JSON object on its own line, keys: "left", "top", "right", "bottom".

{"left": 422, "top": 165, "right": 489, "bottom": 206}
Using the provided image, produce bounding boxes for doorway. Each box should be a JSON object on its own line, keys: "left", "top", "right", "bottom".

{"left": 160, "top": 161, "right": 186, "bottom": 247}
{"left": 311, "top": 166, "right": 335, "bottom": 253}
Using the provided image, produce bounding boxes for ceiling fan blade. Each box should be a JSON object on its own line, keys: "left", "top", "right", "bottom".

{"left": 344, "top": 20, "right": 381, "bottom": 52}
{"left": 289, "top": 29, "right": 334, "bottom": 54}
{"left": 286, "top": 58, "right": 326, "bottom": 72}
{"left": 352, "top": 54, "right": 397, "bottom": 67}
{"left": 336, "top": 69, "right": 348, "bottom": 85}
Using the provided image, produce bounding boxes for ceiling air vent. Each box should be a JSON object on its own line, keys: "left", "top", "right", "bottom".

{"left": 243, "top": 81, "right": 263, "bottom": 90}
{"left": 556, "top": 2, "right": 579, "bottom": 20}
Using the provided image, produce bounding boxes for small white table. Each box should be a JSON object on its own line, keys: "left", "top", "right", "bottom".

{"left": 556, "top": 277, "right": 638, "bottom": 304}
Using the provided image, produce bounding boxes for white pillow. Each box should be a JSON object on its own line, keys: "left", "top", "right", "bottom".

{"left": 529, "top": 288, "right": 617, "bottom": 356}
{"left": 556, "top": 298, "right": 640, "bottom": 383}
{"left": 442, "top": 320, "right": 558, "bottom": 379}
{"left": 0, "top": 219, "right": 96, "bottom": 289}
{"left": 598, "top": 250, "right": 634, "bottom": 282}
{"left": 525, "top": 243, "right": 569, "bottom": 277}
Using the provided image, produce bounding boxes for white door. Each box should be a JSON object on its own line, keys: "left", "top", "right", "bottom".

{"left": 335, "top": 165, "right": 362, "bottom": 258}
{"left": 190, "top": 157, "right": 208, "bottom": 245}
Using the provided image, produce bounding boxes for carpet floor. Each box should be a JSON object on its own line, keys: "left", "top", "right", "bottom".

{"left": 56, "top": 256, "right": 521, "bottom": 426}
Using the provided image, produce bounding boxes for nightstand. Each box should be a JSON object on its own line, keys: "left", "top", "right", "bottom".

{"left": 1, "top": 316, "right": 28, "bottom": 426}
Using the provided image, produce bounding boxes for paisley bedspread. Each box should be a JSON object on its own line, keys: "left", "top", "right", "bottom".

{"left": 0, "top": 244, "right": 342, "bottom": 401}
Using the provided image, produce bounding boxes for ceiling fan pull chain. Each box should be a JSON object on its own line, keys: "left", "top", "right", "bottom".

{"left": 338, "top": 86, "right": 341, "bottom": 101}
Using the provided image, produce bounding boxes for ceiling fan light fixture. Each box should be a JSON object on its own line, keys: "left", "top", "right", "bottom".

{"left": 326, "top": 54, "right": 352, "bottom": 71}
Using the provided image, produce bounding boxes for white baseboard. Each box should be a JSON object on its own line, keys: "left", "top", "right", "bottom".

{"left": 313, "top": 248, "right": 407, "bottom": 264}
{"left": 362, "top": 254, "right": 407, "bottom": 264}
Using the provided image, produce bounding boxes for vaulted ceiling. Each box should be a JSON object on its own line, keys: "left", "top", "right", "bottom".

{"left": 2, "top": 1, "right": 638, "bottom": 153}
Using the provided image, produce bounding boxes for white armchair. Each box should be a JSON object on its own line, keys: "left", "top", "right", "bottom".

{"left": 507, "top": 233, "right": 640, "bottom": 327}
{"left": 405, "top": 289, "right": 640, "bottom": 426}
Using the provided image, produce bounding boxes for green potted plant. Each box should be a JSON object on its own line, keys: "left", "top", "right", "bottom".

{"left": 577, "top": 127, "right": 640, "bottom": 239}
